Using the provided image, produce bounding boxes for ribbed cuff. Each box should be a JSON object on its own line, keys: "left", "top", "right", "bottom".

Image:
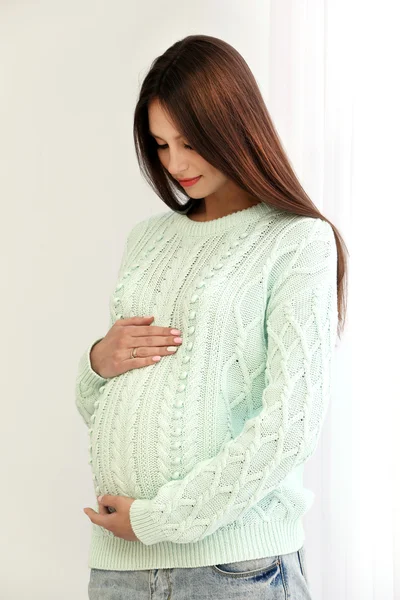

{"left": 79, "top": 337, "right": 108, "bottom": 388}
{"left": 75, "top": 337, "right": 108, "bottom": 426}
{"left": 129, "top": 498, "right": 165, "bottom": 546}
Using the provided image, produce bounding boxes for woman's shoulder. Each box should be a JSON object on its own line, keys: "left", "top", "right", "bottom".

{"left": 126, "top": 209, "right": 171, "bottom": 240}
{"left": 260, "top": 212, "right": 336, "bottom": 286}
{"left": 268, "top": 211, "right": 334, "bottom": 247}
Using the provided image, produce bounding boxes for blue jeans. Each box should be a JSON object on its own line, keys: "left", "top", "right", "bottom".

{"left": 88, "top": 545, "right": 312, "bottom": 599}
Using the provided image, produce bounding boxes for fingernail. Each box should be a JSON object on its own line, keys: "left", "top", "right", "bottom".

{"left": 98, "top": 495, "right": 103, "bottom": 502}
{"left": 170, "top": 329, "right": 181, "bottom": 335}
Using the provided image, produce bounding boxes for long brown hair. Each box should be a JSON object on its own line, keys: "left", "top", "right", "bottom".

{"left": 133, "top": 34, "right": 349, "bottom": 340}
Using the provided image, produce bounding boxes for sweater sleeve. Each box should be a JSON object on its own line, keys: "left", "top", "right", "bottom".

{"left": 74, "top": 337, "right": 108, "bottom": 427}
{"left": 74, "top": 217, "right": 152, "bottom": 427}
{"left": 129, "top": 216, "right": 339, "bottom": 545}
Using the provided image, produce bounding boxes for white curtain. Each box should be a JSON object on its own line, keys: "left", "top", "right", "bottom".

{"left": 267, "top": 1, "right": 399, "bottom": 599}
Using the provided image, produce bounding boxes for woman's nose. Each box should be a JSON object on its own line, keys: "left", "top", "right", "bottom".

{"left": 165, "top": 153, "right": 189, "bottom": 175}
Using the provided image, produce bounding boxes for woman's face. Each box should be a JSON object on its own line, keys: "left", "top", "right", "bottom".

{"left": 148, "top": 99, "right": 228, "bottom": 199}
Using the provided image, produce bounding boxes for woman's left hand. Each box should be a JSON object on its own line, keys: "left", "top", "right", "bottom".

{"left": 83, "top": 494, "right": 140, "bottom": 542}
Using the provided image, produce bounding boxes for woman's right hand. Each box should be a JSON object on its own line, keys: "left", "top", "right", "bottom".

{"left": 89, "top": 316, "right": 182, "bottom": 379}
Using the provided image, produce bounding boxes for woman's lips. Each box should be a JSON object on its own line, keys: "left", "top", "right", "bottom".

{"left": 178, "top": 176, "right": 202, "bottom": 187}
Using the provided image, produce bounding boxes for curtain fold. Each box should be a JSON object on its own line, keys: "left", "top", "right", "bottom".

{"left": 267, "top": 1, "right": 399, "bottom": 598}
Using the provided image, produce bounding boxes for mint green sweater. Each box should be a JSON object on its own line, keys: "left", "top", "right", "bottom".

{"left": 75, "top": 202, "right": 338, "bottom": 571}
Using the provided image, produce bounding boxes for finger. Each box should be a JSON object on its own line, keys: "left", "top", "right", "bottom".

{"left": 97, "top": 502, "right": 109, "bottom": 515}
{"left": 127, "top": 325, "right": 181, "bottom": 338}
{"left": 84, "top": 507, "right": 102, "bottom": 526}
{"left": 129, "top": 334, "right": 182, "bottom": 350}
{"left": 117, "top": 316, "right": 154, "bottom": 326}
{"left": 121, "top": 354, "right": 164, "bottom": 371}
{"left": 129, "top": 344, "right": 179, "bottom": 359}
{"left": 98, "top": 494, "right": 116, "bottom": 508}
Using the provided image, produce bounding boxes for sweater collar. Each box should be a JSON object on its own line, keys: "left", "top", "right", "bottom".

{"left": 167, "top": 201, "right": 276, "bottom": 237}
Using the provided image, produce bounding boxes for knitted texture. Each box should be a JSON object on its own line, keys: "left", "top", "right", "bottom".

{"left": 75, "top": 202, "right": 338, "bottom": 570}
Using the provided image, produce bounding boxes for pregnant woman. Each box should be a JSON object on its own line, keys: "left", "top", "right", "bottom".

{"left": 75, "top": 34, "right": 348, "bottom": 600}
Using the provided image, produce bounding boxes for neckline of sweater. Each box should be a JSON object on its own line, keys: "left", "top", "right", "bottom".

{"left": 168, "top": 201, "right": 277, "bottom": 236}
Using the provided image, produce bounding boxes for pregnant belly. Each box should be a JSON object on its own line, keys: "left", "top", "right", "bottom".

{"left": 89, "top": 370, "right": 164, "bottom": 500}
{"left": 88, "top": 364, "right": 232, "bottom": 501}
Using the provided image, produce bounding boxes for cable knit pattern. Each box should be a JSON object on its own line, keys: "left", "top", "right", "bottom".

{"left": 75, "top": 202, "right": 338, "bottom": 570}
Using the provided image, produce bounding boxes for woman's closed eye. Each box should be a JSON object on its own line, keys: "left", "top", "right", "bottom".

{"left": 157, "top": 143, "right": 194, "bottom": 150}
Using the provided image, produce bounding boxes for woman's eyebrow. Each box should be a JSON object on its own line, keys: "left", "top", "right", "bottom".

{"left": 149, "top": 130, "right": 183, "bottom": 140}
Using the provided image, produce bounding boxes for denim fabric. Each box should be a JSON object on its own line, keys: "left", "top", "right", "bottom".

{"left": 88, "top": 545, "right": 312, "bottom": 599}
